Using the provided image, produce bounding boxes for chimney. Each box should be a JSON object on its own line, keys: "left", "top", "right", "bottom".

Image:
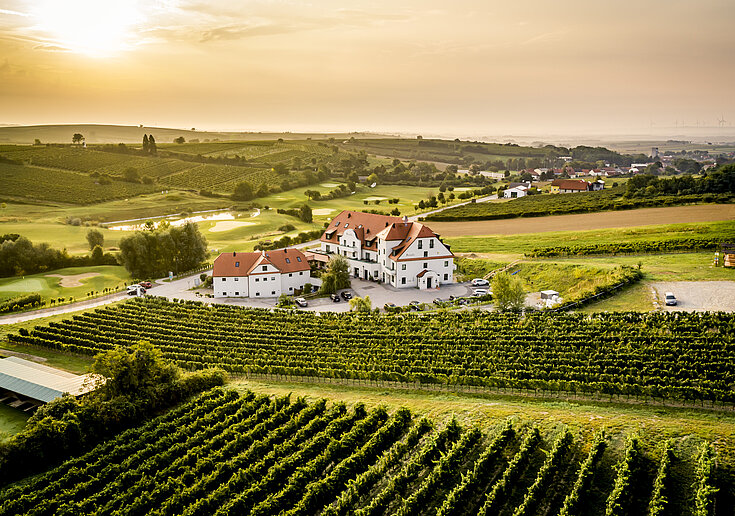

{"left": 284, "top": 248, "right": 287, "bottom": 253}
{"left": 233, "top": 252, "right": 236, "bottom": 257}
{"left": 347, "top": 213, "right": 351, "bottom": 218}
{"left": 385, "top": 222, "right": 389, "bottom": 227}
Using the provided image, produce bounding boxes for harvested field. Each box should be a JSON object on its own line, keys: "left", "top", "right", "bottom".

{"left": 44, "top": 273, "right": 100, "bottom": 288}
{"left": 428, "top": 204, "right": 735, "bottom": 237}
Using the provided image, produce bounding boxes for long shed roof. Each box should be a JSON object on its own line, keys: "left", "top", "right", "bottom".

{"left": 0, "top": 357, "right": 101, "bottom": 403}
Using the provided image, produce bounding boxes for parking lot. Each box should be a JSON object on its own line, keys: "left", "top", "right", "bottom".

{"left": 150, "top": 275, "right": 475, "bottom": 313}
{"left": 651, "top": 281, "right": 735, "bottom": 312}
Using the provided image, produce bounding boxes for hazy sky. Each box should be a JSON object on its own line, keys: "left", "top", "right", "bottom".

{"left": 1, "top": 0, "right": 734, "bottom": 136}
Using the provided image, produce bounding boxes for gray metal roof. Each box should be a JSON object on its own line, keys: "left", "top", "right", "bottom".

{"left": 0, "top": 357, "right": 101, "bottom": 403}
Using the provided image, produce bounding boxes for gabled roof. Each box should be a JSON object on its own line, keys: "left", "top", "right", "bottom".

{"left": 213, "top": 248, "right": 309, "bottom": 277}
{"left": 0, "top": 357, "right": 101, "bottom": 403}
{"left": 320, "top": 210, "right": 403, "bottom": 246}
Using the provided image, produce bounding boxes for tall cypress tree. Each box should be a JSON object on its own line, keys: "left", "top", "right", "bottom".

{"left": 148, "top": 134, "right": 157, "bottom": 154}
{"left": 142, "top": 134, "right": 149, "bottom": 153}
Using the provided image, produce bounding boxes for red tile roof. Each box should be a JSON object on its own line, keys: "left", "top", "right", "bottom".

{"left": 321, "top": 210, "right": 403, "bottom": 247}
{"left": 213, "top": 248, "right": 309, "bottom": 277}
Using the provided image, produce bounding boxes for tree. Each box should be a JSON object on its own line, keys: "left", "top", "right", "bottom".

{"left": 319, "top": 255, "right": 350, "bottom": 294}
{"left": 92, "top": 341, "right": 179, "bottom": 403}
{"left": 232, "top": 181, "right": 254, "bottom": 201}
{"left": 86, "top": 229, "right": 104, "bottom": 250}
{"left": 367, "top": 173, "right": 379, "bottom": 185}
{"left": 142, "top": 134, "right": 149, "bottom": 153}
{"left": 491, "top": 271, "right": 526, "bottom": 311}
{"left": 299, "top": 204, "right": 313, "bottom": 223}
{"left": 72, "top": 133, "right": 85, "bottom": 145}
{"left": 349, "top": 295, "right": 372, "bottom": 312}
{"left": 91, "top": 245, "right": 104, "bottom": 265}
{"left": 123, "top": 167, "right": 140, "bottom": 183}
{"left": 174, "top": 136, "right": 186, "bottom": 144}
{"left": 33, "top": 139, "right": 42, "bottom": 146}
{"left": 148, "top": 134, "right": 157, "bottom": 154}
{"left": 119, "top": 222, "right": 208, "bottom": 278}
{"left": 273, "top": 163, "right": 289, "bottom": 175}
{"left": 304, "top": 189, "right": 321, "bottom": 201}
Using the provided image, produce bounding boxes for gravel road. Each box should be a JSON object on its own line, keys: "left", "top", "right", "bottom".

{"left": 651, "top": 281, "right": 735, "bottom": 312}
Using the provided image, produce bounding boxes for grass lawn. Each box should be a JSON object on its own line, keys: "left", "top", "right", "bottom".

{"left": 579, "top": 282, "right": 654, "bottom": 312}
{"left": 231, "top": 378, "right": 735, "bottom": 469}
{"left": 0, "top": 404, "right": 29, "bottom": 441}
{"left": 0, "top": 265, "right": 130, "bottom": 303}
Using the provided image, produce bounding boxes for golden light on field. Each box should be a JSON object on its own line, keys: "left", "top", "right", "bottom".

{"left": 31, "top": 0, "right": 143, "bottom": 56}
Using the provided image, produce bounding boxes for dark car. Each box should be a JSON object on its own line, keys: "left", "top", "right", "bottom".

{"left": 448, "top": 295, "right": 456, "bottom": 301}
{"left": 139, "top": 281, "right": 153, "bottom": 289}
{"left": 433, "top": 298, "right": 443, "bottom": 305}
{"left": 384, "top": 302, "right": 397, "bottom": 311}
{"left": 340, "top": 291, "right": 352, "bottom": 300}
{"left": 330, "top": 293, "right": 340, "bottom": 302}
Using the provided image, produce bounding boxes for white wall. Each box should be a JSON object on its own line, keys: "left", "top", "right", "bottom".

{"left": 214, "top": 276, "right": 249, "bottom": 297}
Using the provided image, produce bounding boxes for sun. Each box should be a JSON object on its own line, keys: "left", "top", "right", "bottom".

{"left": 31, "top": 0, "right": 144, "bottom": 57}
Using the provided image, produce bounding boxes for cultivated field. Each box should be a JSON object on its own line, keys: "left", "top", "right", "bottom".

{"left": 430, "top": 204, "right": 735, "bottom": 237}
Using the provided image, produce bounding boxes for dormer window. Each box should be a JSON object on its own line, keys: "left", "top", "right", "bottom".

{"left": 296, "top": 257, "right": 302, "bottom": 262}
{"left": 235, "top": 261, "right": 240, "bottom": 267}
{"left": 285, "top": 258, "right": 290, "bottom": 263}
{"left": 335, "top": 221, "right": 341, "bottom": 226}
{"left": 262, "top": 265, "right": 267, "bottom": 271}
{"left": 344, "top": 223, "right": 349, "bottom": 228}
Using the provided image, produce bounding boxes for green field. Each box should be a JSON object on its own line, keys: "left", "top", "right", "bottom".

{"left": 0, "top": 265, "right": 130, "bottom": 303}
{"left": 0, "top": 404, "right": 29, "bottom": 442}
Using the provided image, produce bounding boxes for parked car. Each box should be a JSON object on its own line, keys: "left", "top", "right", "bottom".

{"left": 471, "top": 278, "right": 489, "bottom": 287}
{"left": 340, "top": 291, "right": 352, "bottom": 300}
{"left": 448, "top": 295, "right": 456, "bottom": 301}
{"left": 330, "top": 293, "right": 340, "bottom": 302}
{"left": 665, "top": 292, "right": 677, "bottom": 306}
{"left": 138, "top": 281, "right": 153, "bottom": 289}
{"left": 433, "top": 298, "right": 443, "bottom": 305}
{"left": 294, "top": 297, "right": 308, "bottom": 307}
{"left": 127, "top": 285, "right": 145, "bottom": 296}
{"left": 472, "top": 289, "right": 489, "bottom": 297}
{"left": 384, "top": 302, "right": 397, "bottom": 311}
{"left": 408, "top": 300, "right": 421, "bottom": 311}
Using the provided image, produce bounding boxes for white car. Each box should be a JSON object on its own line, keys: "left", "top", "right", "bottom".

{"left": 294, "top": 297, "right": 308, "bottom": 307}
{"left": 472, "top": 289, "right": 489, "bottom": 297}
{"left": 664, "top": 292, "right": 677, "bottom": 306}
{"left": 471, "top": 278, "right": 489, "bottom": 287}
{"left": 126, "top": 285, "right": 145, "bottom": 296}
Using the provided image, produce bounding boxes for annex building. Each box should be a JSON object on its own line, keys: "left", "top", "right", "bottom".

{"left": 319, "top": 210, "right": 455, "bottom": 289}
{"left": 212, "top": 248, "right": 312, "bottom": 298}
{"left": 0, "top": 356, "right": 101, "bottom": 411}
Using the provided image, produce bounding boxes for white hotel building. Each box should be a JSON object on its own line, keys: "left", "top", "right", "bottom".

{"left": 319, "top": 210, "right": 455, "bottom": 289}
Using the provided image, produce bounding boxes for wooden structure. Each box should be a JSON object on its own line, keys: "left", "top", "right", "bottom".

{"left": 722, "top": 243, "right": 735, "bottom": 268}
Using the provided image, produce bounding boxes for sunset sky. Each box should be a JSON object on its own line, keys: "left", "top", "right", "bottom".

{"left": 1, "top": 0, "right": 733, "bottom": 136}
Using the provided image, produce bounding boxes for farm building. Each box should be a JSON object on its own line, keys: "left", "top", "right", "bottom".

{"left": 0, "top": 356, "right": 101, "bottom": 412}
{"left": 549, "top": 179, "right": 605, "bottom": 193}
{"left": 503, "top": 182, "right": 531, "bottom": 199}
{"left": 212, "top": 248, "right": 313, "bottom": 298}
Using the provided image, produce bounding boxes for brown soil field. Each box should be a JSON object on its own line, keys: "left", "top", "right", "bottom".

{"left": 427, "top": 204, "right": 735, "bottom": 237}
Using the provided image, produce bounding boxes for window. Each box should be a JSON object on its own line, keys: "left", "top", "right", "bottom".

{"left": 297, "top": 257, "right": 302, "bottom": 262}
{"left": 235, "top": 261, "right": 240, "bottom": 267}
{"left": 344, "top": 223, "right": 349, "bottom": 228}
{"left": 271, "top": 291, "right": 275, "bottom": 295}
{"left": 326, "top": 245, "right": 331, "bottom": 252}
{"left": 418, "top": 240, "right": 423, "bottom": 249}
{"left": 423, "top": 262, "right": 427, "bottom": 268}
{"left": 401, "top": 264, "right": 406, "bottom": 270}
{"left": 271, "top": 276, "right": 276, "bottom": 281}
{"left": 289, "top": 273, "right": 292, "bottom": 277}
{"left": 222, "top": 292, "right": 227, "bottom": 296}
{"left": 255, "top": 278, "right": 259, "bottom": 282}
{"left": 285, "top": 258, "right": 290, "bottom": 263}
{"left": 430, "top": 239, "right": 434, "bottom": 249}
{"left": 234, "top": 278, "right": 238, "bottom": 282}
{"left": 235, "top": 291, "right": 239, "bottom": 296}
{"left": 423, "top": 251, "right": 428, "bottom": 257}
{"left": 256, "top": 292, "right": 260, "bottom": 296}
{"left": 222, "top": 278, "right": 226, "bottom": 281}
{"left": 444, "top": 274, "right": 448, "bottom": 280}
{"left": 299, "top": 271, "right": 303, "bottom": 276}
{"left": 402, "top": 277, "right": 406, "bottom": 285}
{"left": 335, "top": 221, "right": 340, "bottom": 226}
{"left": 444, "top": 261, "right": 448, "bottom": 267}
{"left": 262, "top": 266, "right": 267, "bottom": 271}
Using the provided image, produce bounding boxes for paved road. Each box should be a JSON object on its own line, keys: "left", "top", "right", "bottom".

{"left": 651, "top": 281, "right": 735, "bottom": 312}
{"left": 0, "top": 292, "right": 128, "bottom": 325}
{"left": 409, "top": 195, "right": 497, "bottom": 221}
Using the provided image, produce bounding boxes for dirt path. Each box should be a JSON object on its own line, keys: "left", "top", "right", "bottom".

{"left": 427, "top": 204, "right": 735, "bottom": 237}
{"left": 651, "top": 281, "right": 735, "bottom": 312}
